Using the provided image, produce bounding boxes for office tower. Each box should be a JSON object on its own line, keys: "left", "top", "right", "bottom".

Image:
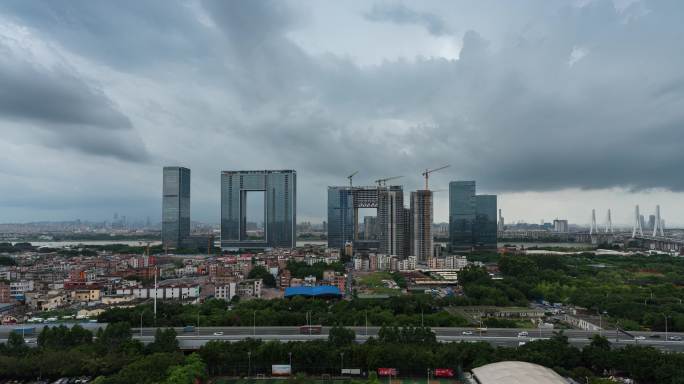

{"left": 328, "top": 186, "right": 355, "bottom": 249}
{"left": 410, "top": 190, "right": 433, "bottom": 261}
{"left": 363, "top": 216, "right": 378, "bottom": 240}
{"left": 403, "top": 207, "right": 411, "bottom": 258}
{"left": 378, "top": 186, "right": 406, "bottom": 257}
{"left": 648, "top": 215, "right": 656, "bottom": 231}
{"left": 221, "top": 170, "right": 296, "bottom": 249}
{"left": 162, "top": 166, "right": 191, "bottom": 248}
{"left": 475, "top": 195, "right": 497, "bottom": 248}
{"left": 639, "top": 215, "right": 645, "bottom": 231}
{"left": 449, "top": 181, "right": 497, "bottom": 250}
{"left": 449, "top": 181, "right": 476, "bottom": 251}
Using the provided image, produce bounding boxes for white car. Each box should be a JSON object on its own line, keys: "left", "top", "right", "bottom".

{"left": 462, "top": 331, "right": 473, "bottom": 335}
{"left": 213, "top": 331, "right": 224, "bottom": 336}
{"left": 634, "top": 336, "right": 645, "bottom": 340}
{"left": 518, "top": 341, "right": 527, "bottom": 346}
{"left": 517, "top": 331, "right": 528, "bottom": 337}
{"left": 669, "top": 336, "right": 682, "bottom": 341}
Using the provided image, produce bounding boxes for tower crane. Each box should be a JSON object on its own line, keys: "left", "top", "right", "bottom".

{"left": 374, "top": 176, "right": 403, "bottom": 187}
{"left": 422, "top": 165, "right": 450, "bottom": 190}
{"left": 347, "top": 171, "right": 359, "bottom": 188}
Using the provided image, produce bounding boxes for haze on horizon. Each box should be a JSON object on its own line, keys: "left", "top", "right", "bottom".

{"left": 1, "top": 0, "right": 683, "bottom": 227}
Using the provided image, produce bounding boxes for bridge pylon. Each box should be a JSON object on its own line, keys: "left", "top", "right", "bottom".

{"left": 632, "top": 205, "right": 643, "bottom": 238}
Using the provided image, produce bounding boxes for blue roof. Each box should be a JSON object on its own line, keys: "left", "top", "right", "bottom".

{"left": 284, "top": 285, "right": 343, "bottom": 298}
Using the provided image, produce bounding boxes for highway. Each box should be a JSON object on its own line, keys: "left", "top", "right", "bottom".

{"left": 3, "top": 325, "right": 684, "bottom": 351}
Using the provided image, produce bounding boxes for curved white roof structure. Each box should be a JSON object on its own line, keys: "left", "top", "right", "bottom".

{"left": 472, "top": 361, "right": 568, "bottom": 384}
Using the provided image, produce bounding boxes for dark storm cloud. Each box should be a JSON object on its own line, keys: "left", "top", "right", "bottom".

{"left": 0, "top": 0, "right": 211, "bottom": 70}
{"left": 364, "top": 2, "right": 454, "bottom": 36}
{"left": 0, "top": 40, "right": 149, "bottom": 162}
{"left": 2, "top": 0, "right": 684, "bottom": 222}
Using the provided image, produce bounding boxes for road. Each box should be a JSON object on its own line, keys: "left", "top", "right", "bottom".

{"left": 3, "top": 325, "right": 683, "bottom": 351}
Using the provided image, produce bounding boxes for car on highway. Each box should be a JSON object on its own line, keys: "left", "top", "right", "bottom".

{"left": 649, "top": 334, "right": 661, "bottom": 338}
{"left": 634, "top": 336, "right": 645, "bottom": 340}
{"left": 669, "top": 335, "right": 682, "bottom": 341}
{"left": 518, "top": 341, "right": 526, "bottom": 346}
{"left": 213, "top": 331, "right": 224, "bottom": 336}
{"left": 517, "top": 331, "right": 528, "bottom": 337}
{"left": 462, "top": 331, "right": 473, "bottom": 335}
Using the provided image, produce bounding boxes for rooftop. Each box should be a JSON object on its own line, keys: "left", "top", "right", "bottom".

{"left": 472, "top": 361, "right": 568, "bottom": 384}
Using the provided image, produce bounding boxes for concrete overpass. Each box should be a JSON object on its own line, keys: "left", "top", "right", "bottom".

{"left": 4, "top": 325, "right": 683, "bottom": 352}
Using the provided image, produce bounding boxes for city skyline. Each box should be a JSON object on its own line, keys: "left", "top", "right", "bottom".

{"left": 2, "top": 1, "right": 684, "bottom": 225}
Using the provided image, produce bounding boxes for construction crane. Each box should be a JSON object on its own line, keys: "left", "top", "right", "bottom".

{"left": 375, "top": 175, "right": 403, "bottom": 187}
{"left": 422, "top": 165, "right": 450, "bottom": 190}
{"left": 347, "top": 171, "right": 359, "bottom": 188}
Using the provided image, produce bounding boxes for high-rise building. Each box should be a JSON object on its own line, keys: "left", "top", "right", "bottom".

{"left": 378, "top": 186, "right": 407, "bottom": 257}
{"left": 327, "top": 186, "right": 381, "bottom": 250}
{"left": 475, "top": 195, "right": 497, "bottom": 248}
{"left": 449, "top": 181, "right": 476, "bottom": 251}
{"left": 327, "top": 187, "right": 355, "bottom": 249}
{"left": 648, "top": 214, "right": 656, "bottom": 230}
{"left": 162, "top": 166, "right": 191, "bottom": 248}
{"left": 449, "top": 181, "right": 497, "bottom": 250}
{"left": 410, "top": 190, "right": 433, "bottom": 261}
{"left": 363, "top": 216, "right": 378, "bottom": 240}
{"left": 221, "top": 170, "right": 296, "bottom": 249}
{"left": 553, "top": 219, "right": 569, "bottom": 233}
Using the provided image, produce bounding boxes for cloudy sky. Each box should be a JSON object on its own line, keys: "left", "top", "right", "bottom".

{"left": 1, "top": 0, "right": 683, "bottom": 227}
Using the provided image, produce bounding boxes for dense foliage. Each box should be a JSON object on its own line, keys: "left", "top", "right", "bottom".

{"left": 247, "top": 265, "right": 276, "bottom": 287}
{"left": 286, "top": 261, "right": 345, "bottom": 279}
{"left": 493, "top": 253, "right": 684, "bottom": 331}
{"left": 98, "top": 295, "right": 470, "bottom": 327}
{"left": 0, "top": 323, "right": 201, "bottom": 383}
{"left": 2, "top": 323, "right": 684, "bottom": 383}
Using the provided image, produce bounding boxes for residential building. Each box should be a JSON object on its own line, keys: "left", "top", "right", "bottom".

{"left": 553, "top": 219, "right": 569, "bottom": 233}
{"left": 378, "top": 186, "right": 407, "bottom": 257}
{"left": 215, "top": 282, "right": 237, "bottom": 301}
{"left": 10, "top": 280, "right": 34, "bottom": 296}
{"left": 221, "top": 170, "right": 296, "bottom": 249}
{"left": 410, "top": 190, "right": 433, "bottom": 261}
{"left": 162, "top": 166, "right": 191, "bottom": 248}
{"left": 237, "top": 279, "right": 262, "bottom": 298}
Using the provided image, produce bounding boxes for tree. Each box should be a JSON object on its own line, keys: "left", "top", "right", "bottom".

{"left": 248, "top": 265, "right": 276, "bottom": 287}
{"left": 164, "top": 353, "right": 207, "bottom": 384}
{"left": 328, "top": 326, "right": 355, "bottom": 347}
{"left": 148, "top": 328, "right": 178, "bottom": 353}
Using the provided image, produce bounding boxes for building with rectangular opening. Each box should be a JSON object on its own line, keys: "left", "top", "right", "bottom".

{"left": 221, "top": 170, "right": 296, "bottom": 249}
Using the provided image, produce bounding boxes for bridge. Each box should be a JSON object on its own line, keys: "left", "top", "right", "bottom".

{"left": 3, "top": 325, "right": 684, "bottom": 352}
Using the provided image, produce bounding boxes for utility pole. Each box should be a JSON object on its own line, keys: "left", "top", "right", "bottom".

{"left": 153, "top": 265, "right": 158, "bottom": 321}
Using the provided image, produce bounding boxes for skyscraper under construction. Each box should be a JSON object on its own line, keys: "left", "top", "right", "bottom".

{"left": 410, "top": 190, "right": 433, "bottom": 261}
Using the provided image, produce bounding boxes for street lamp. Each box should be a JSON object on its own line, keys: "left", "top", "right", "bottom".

{"left": 664, "top": 314, "right": 670, "bottom": 341}
{"left": 253, "top": 310, "right": 256, "bottom": 336}
{"left": 340, "top": 352, "right": 344, "bottom": 376}
{"left": 289, "top": 352, "right": 292, "bottom": 371}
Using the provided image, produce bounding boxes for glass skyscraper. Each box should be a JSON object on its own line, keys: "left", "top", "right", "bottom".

{"left": 449, "top": 181, "right": 497, "bottom": 250}
{"left": 221, "top": 170, "right": 296, "bottom": 249}
{"left": 327, "top": 187, "right": 355, "bottom": 249}
{"left": 475, "top": 195, "right": 497, "bottom": 248}
{"left": 162, "top": 166, "right": 191, "bottom": 248}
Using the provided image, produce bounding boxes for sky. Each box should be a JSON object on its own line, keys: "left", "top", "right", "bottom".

{"left": 1, "top": 0, "right": 683, "bottom": 227}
